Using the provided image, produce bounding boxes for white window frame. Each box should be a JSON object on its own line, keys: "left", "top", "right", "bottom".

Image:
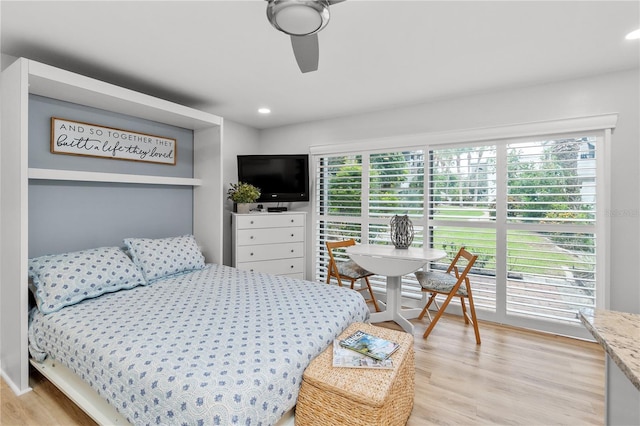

{"left": 310, "top": 114, "right": 616, "bottom": 338}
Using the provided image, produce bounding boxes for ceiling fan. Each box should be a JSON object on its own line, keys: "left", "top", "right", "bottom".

{"left": 266, "top": 0, "right": 346, "bottom": 73}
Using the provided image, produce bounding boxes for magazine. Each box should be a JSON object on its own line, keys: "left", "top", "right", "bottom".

{"left": 339, "top": 330, "right": 400, "bottom": 361}
{"left": 332, "top": 340, "right": 394, "bottom": 369}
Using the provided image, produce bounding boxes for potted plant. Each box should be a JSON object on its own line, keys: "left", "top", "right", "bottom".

{"left": 227, "top": 182, "right": 261, "bottom": 214}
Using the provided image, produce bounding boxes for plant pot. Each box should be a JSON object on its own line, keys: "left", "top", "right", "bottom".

{"left": 236, "top": 203, "right": 251, "bottom": 214}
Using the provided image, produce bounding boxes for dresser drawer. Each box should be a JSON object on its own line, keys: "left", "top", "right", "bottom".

{"left": 236, "top": 242, "right": 304, "bottom": 262}
{"left": 232, "top": 211, "right": 307, "bottom": 278}
{"left": 236, "top": 257, "right": 304, "bottom": 275}
{"left": 236, "top": 213, "right": 305, "bottom": 229}
{"left": 236, "top": 227, "right": 304, "bottom": 246}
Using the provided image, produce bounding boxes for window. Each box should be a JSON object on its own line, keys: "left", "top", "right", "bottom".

{"left": 504, "top": 138, "right": 596, "bottom": 322}
{"left": 312, "top": 115, "right": 615, "bottom": 337}
{"left": 429, "top": 144, "right": 498, "bottom": 312}
{"left": 316, "top": 151, "right": 425, "bottom": 296}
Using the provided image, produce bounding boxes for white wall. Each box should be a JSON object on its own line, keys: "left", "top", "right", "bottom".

{"left": 256, "top": 67, "right": 640, "bottom": 424}
{"left": 220, "top": 120, "right": 261, "bottom": 266}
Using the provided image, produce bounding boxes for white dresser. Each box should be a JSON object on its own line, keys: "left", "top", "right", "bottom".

{"left": 231, "top": 212, "right": 306, "bottom": 279}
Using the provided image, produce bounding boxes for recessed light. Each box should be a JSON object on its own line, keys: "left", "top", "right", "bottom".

{"left": 626, "top": 29, "right": 640, "bottom": 40}
{"left": 258, "top": 108, "right": 271, "bottom": 114}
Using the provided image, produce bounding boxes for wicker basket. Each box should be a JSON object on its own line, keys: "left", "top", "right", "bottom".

{"left": 296, "top": 322, "right": 415, "bottom": 426}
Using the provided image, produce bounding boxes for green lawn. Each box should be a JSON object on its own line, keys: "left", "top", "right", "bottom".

{"left": 327, "top": 206, "right": 593, "bottom": 277}
{"left": 431, "top": 207, "right": 590, "bottom": 277}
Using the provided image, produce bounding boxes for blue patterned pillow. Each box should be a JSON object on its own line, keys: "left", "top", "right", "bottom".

{"left": 124, "top": 234, "right": 205, "bottom": 282}
{"left": 28, "top": 247, "right": 146, "bottom": 314}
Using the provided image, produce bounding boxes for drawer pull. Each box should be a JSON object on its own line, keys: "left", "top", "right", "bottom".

{"left": 250, "top": 236, "right": 254, "bottom": 239}
{"left": 290, "top": 265, "right": 294, "bottom": 269}
{"left": 250, "top": 220, "right": 254, "bottom": 224}
{"left": 291, "top": 234, "right": 294, "bottom": 237}
{"left": 250, "top": 253, "right": 254, "bottom": 256}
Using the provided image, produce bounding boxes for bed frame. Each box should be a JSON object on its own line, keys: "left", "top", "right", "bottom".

{"left": 31, "top": 358, "right": 295, "bottom": 426}
{"left": 31, "top": 358, "right": 130, "bottom": 425}
{"left": 1, "top": 58, "right": 224, "bottom": 420}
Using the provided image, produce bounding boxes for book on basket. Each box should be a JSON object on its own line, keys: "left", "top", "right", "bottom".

{"left": 339, "top": 330, "right": 400, "bottom": 362}
{"left": 332, "top": 340, "right": 394, "bottom": 369}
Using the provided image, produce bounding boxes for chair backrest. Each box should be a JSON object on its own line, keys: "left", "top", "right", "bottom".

{"left": 446, "top": 247, "right": 478, "bottom": 287}
{"left": 326, "top": 239, "right": 356, "bottom": 251}
{"left": 326, "top": 239, "right": 356, "bottom": 262}
{"left": 325, "top": 239, "right": 356, "bottom": 276}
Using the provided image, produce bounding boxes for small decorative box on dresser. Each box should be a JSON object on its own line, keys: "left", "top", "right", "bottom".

{"left": 231, "top": 212, "right": 306, "bottom": 279}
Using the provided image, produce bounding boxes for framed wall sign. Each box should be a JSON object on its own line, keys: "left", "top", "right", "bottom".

{"left": 50, "top": 117, "right": 177, "bottom": 165}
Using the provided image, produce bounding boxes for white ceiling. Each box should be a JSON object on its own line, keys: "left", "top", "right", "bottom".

{"left": 2, "top": 1, "right": 639, "bottom": 130}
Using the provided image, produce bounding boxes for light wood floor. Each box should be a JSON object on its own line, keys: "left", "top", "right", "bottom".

{"left": 1, "top": 314, "right": 604, "bottom": 425}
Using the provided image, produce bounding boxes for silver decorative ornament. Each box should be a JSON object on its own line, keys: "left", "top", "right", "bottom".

{"left": 390, "top": 215, "right": 414, "bottom": 249}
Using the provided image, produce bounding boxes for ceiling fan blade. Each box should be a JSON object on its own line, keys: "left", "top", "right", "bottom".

{"left": 291, "top": 34, "right": 319, "bottom": 73}
{"left": 328, "top": 0, "right": 346, "bottom": 4}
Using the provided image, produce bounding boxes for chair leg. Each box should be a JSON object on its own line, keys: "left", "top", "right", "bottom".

{"left": 422, "top": 293, "right": 434, "bottom": 322}
{"left": 418, "top": 293, "right": 437, "bottom": 320}
{"left": 364, "top": 277, "right": 380, "bottom": 312}
{"left": 460, "top": 296, "right": 470, "bottom": 325}
{"left": 466, "top": 294, "right": 481, "bottom": 345}
{"left": 423, "top": 290, "right": 458, "bottom": 339}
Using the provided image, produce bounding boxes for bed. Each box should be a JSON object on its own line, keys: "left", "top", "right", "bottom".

{"left": 27, "top": 236, "right": 370, "bottom": 425}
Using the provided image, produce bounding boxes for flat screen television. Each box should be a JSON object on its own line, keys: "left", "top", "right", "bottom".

{"left": 237, "top": 154, "right": 310, "bottom": 203}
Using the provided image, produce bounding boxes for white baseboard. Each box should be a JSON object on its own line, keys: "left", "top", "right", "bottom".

{"left": 1, "top": 368, "right": 32, "bottom": 396}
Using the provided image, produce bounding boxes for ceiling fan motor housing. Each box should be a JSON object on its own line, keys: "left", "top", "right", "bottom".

{"left": 267, "top": 0, "right": 331, "bottom": 36}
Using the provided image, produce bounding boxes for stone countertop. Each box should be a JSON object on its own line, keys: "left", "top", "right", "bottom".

{"left": 580, "top": 308, "right": 640, "bottom": 391}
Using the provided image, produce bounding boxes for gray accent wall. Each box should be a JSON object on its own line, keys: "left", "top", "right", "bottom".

{"left": 29, "top": 181, "right": 193, "bottom": 257}
{"left": 28, "top": 95, "right": 195, "bottom": 257}
{"left": 29, "top": 95, "right": 194, "bottom": 177}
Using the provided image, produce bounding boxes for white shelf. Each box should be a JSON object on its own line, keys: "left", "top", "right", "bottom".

{"left": 28, "top": 168, "right": 202, "bottom": 186}
{"left": 27, "top": 61, "right": 222, "bottom": 130}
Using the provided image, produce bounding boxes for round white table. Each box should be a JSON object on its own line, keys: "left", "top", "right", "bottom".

{"left": 345, "top": 244, "right": 447, "bottom": 334}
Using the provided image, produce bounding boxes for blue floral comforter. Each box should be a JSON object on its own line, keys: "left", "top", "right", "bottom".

{"left": 29, "top": 264, "right": 369, "bottom": 425}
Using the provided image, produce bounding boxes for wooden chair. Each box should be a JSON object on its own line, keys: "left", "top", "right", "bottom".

{"left": 325, "top": 239, "right": 380, "bottom": 312}
{"left": 415, "top": 247, "right": 481, "bottom": 344}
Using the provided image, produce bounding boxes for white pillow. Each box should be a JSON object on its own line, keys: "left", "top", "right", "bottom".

{"left": 124, "top": 234, "right": 205, "bottom": 282}
{"left": 28, "top": 246, "right": 146, "bottom": 314}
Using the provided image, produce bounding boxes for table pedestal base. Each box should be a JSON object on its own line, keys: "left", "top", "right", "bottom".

{"left": 369, "top": 276, "right": 421, "bottom": 334}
